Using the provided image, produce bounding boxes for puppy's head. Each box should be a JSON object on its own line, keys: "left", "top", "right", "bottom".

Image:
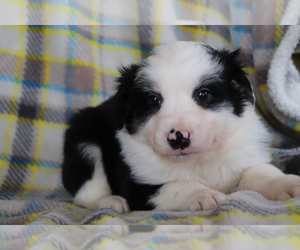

{"left": 115, "top": 42, "right": 254, "bottom": 160}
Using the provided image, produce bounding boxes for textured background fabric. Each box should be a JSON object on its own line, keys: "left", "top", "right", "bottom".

{"left": 0, "top": 0, "right": 291, "bottom": 25}
{"left": 1, "top": 191, "right": 300, "bottom": 225}
{"left": 1, "top": 225, "right": 300, "bottom": 249}
{"left": 1, "top": 25, "right": 299, "bottom": 202}
{"left": 1, "top": 192, "right": 300, "bottom": 249}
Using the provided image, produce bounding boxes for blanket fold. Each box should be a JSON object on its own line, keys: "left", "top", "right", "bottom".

{"left": 1, "top": 191, "right": 300, "bottom": 225}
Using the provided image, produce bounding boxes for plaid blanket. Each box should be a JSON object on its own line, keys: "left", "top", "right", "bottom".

{"left": 1, "top": 22, "right": 300, "bottom": 250}
{"left": 1, "top": 191, "right": 300, "bottom": 225}
{"left": 1, "top": 192, "right": 300, "bottom": 249}
{"left": 0, "top": 0, "right": 293, "bottom": 25}
{"left": 1, "top": 24, "right": 299, "bottom": 201}
{"left": 2, "top": 225, "right": 300, "bottom": 249}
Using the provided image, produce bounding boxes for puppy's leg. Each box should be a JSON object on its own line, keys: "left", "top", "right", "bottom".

{"left": 237, "top": 164, "right": 300, "bottom": 200}
{"left": 150, "top": 180, "right": 226, "bottom": 211}
{"left": 73, "top": 144, "right": 129, "bottom": 213}
{"left": 73, "top": 166, "right": 129, "bottom": 213}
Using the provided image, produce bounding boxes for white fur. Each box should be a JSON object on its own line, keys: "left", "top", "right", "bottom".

{"left": 150, "top": 180, "right": 226, "bottom": 211}
{"left": 237, "top": 164, "right": 300, "bottom": 201}
{"left": 98, "top": 195, "right": 129, "bottom": 213}
{"left": 117, "top": 106, "right": 271, "bottom": 189}
{"left": 74, "top": 144, "right": 129, "bottom": 212}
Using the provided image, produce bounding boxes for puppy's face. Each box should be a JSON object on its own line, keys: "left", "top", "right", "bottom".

{"left": 115, "top": 42, "right": 254, "bottom": 160}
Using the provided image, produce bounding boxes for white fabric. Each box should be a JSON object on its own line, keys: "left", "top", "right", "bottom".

{"left": 268, "top": 25, "right": 300, "bottom": 120}
{"left": 280, "top": 0, "right": 300, "bottom": 25}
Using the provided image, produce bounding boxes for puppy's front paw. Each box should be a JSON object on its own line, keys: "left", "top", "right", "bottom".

{"left": 187, "top": 189, "right": 226, "bottom": 211}
{"left": 98, "top": 195, "right": 129, "bottom": 213}
{"left": 267, "top": 175, "right": 300, "bottom": 201}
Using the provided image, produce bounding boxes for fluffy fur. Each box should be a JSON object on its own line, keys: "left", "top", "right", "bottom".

{"left": 62, "top": 42, "right": 300, "bottom": 212}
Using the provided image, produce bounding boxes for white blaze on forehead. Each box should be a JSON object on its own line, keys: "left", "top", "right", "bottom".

{"left": 137, "top": 42, "right": 222, "bottom": 95}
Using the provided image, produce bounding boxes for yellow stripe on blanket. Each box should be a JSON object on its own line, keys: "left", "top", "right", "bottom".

{"left": 0, "top": 49, "right": 120, "bottom": 77}
{"left": 1, "top": 183, "right": 61, "bottom": 192}
{"left": 3, "top": 26, "right": 145, "bottom": 55}
{"left": 75, "top": 226, "right": 300, "bottom": 249}
{"left": 154, "top": 0, "right": 164, "bottom": 25}
{"left": 295, "top": 123, "right": 300, "bottom": 132}
{"left": 178, "top": 26, "right": 233, "bottom": 49}
{"left": 27, "top": 2, "right": 70, "bottom": 13}
{"left": 153, "top": 26, "right": 164, "bottom": 47}
{"left": 259, "top": 84, "right": 268, "bottom": 91}
{"left": 24, "top": 235, "right": 40, "bottom": 250}
{"left": 275, "top": 0, "right": 283, "bottom": 24}
{"left": 177, "top": 0, "right": 232, "bottom": 25}
{"left": 90, "top": 6, "right": 102, "bottom": 106}
{"left": 67, "top": 29, "right": 144, "bottom": 55}
{"left": 243, "top": 67, "right": 255, "bottom": 74}
{"left": 91, "top": 203, "right": 300, "bottom": 225}
{"left": 0, "top": 114, "right": 67, "bottom": 130}
{"left": 25, "top": 213, "right": 41, "bottom": 225}
{"left": 17, "top": 0, "right": 101, "bottom": 25}
{"left": 131, "top": 0, "right": 139, "bottom": 25}
{"left": 91, "top": 26, "right": 102, "bottom": 106}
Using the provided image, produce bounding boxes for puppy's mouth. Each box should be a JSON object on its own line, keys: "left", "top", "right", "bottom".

{"left": 166, "top": 152, "right": 199, "bottom": 162}
{"left": 178, "top": 152, "right": 190, "bottom": 156}
{"left": 164, "top": 150, "right": 199, "bottom": 160}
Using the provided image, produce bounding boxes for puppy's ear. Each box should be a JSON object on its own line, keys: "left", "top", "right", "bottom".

{"left": 212, "top": 48, "right": 255, "bottom": 116}
{"left": 227, "top": 49, "right": 255, "bottom": 106}
{"left": 114, "top": 64, "right": 140, "bottom": 130}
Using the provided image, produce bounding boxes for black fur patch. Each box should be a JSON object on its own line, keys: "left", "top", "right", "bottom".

{"left": 195, "top": 48, "right": 254, "bottom": 116}
{"left": 284, "top": 155, "right": 300, "bottom": 176}
{"left": 115, "top": 64, "right": 163, "bottom": 134}
{"left": 62, "top": 97, "right": 162, "bottom": 210}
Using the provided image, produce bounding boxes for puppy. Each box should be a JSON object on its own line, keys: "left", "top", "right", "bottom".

{"left": 62, "top": 41, "right": 300, "bottom": 213}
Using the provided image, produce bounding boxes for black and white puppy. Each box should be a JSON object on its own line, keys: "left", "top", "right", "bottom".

{"left": 62, "top": 42, "right": 300, "bottom": 212}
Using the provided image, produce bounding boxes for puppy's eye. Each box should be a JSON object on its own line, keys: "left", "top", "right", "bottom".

{"left": 147, "top": 95, "right": 162, "bottom": 107}
{"left": 197, "top": 90, "right": 212, "bottom": 102}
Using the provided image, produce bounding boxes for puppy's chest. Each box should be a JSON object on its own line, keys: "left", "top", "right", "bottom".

{"left": 197, "top": 163, "right": 242, "bottom": 192}
{"left": 177, "top": 162, "right": 242, "bottom": 193}
{"left": 127, "top": 156, "right": 242, "bottom": 193}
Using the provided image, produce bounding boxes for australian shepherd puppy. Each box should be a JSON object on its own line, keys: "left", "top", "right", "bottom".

{"left": 62, "top": 42, "right": 300, "bottom": 213}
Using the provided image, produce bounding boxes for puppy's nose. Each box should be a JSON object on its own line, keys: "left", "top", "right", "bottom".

{"left": 167, "top": 129, "right": 191, "bottom": 150}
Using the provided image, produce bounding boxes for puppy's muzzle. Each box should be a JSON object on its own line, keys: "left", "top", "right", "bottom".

{"left": 167, "top": 129, "right": 191, "bottom": 150}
